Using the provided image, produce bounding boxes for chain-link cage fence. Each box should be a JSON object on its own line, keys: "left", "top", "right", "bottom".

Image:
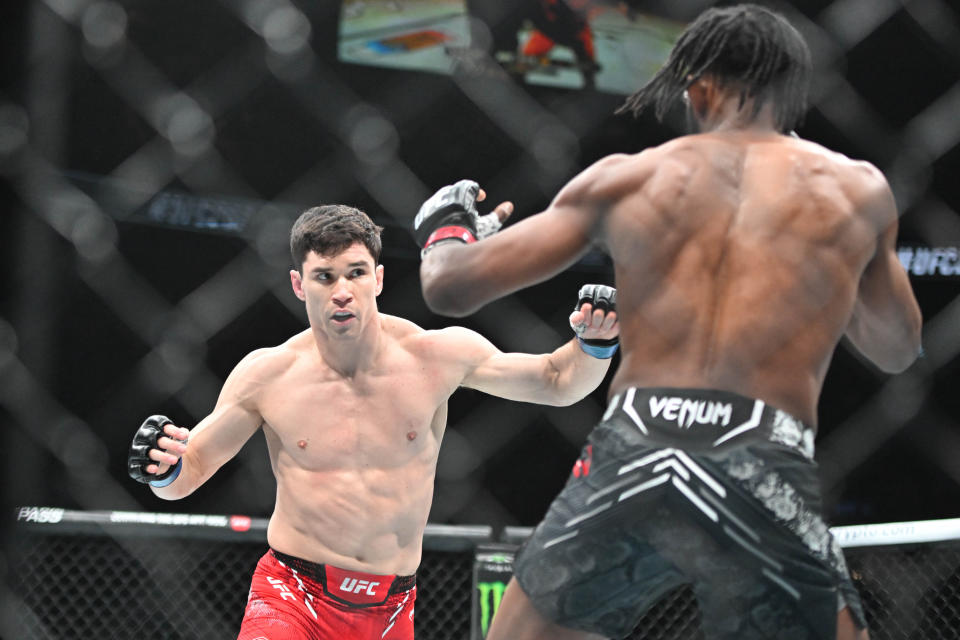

{"left": 627, "top": 541, "right": 960, "bottom": 640}
{"left": 10, "top": 539, "right": 474, "bottom": 639}
{"left": 10, "top": 509, "right": 483, "bottom": 640}
{"left": 10, "top": 509, "right": 960, "bottom": 639}
{"left": 3, "top": 0, "right": 960, "bottom": 637}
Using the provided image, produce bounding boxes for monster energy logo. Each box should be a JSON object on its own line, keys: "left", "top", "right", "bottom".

{"left": 476, "top": 581, "right": 507, "bottom": 636}
{"left": 473, "top": 547, "right": 516, "bottom": 638}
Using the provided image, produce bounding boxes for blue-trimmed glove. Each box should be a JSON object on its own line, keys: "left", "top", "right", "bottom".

{"left": 127, "top": 415, "right": 183, "bottom": 487}
{"left": 572, "top": 284, "right": 619, "bottom": 359}
{"left": 414, "top": 180, "right": 504, "bottom": 256}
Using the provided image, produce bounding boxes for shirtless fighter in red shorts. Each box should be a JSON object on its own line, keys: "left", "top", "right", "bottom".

{"left": 127, "top": 203, "right": 619, "bottom": 639}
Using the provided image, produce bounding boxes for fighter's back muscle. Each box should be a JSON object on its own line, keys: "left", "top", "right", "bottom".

{"left": 601, "top": 135, "right": 883, "bottom": 422}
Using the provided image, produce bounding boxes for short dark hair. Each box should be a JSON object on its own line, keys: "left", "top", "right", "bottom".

{"left": 290, "top": 204, "right": 384, "bottom": 271}
{"left": 618, "top": 4, "right": 812, "bottom": 132}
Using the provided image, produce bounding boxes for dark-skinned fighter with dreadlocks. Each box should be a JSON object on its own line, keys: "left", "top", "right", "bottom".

{"left": 412, "top": 5, "right": 921, "bottom": 640}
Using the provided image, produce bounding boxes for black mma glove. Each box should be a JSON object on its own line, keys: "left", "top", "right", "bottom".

{"left": 572, "top": 284, "right": 619, "bottom": 359}
{"left": 128, "top": 415, "right": 182, "bottom": 487}
{"left": 414, "top": 179, "right": 503, "bottom": 256}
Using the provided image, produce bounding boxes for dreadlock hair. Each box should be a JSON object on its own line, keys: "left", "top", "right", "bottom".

{"left": 618, "top": 4, "right": 812, "bottom": 132}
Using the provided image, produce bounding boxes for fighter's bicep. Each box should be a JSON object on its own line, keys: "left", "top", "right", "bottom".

{"left": 462, "top": 350, "right": 555, "bottom": 401}
{"left": 427, "top": 327, "right": 545, "bottom": 395}
{"left": 478, "top": 177, "right": 605, "bottom": 288}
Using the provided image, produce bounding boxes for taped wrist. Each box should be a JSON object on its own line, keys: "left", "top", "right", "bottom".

{"left": 578, "top": 336, "right": 619, "bottom": 359}
{"left": 421, "top": 225, "right": 477, "bottom": 257}
{"left": 149, "top": 458, "right": 182, "bottom": 487}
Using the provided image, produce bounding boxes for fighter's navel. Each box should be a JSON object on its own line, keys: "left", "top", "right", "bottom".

{"left": 406, "top": 431, "right": 417, "bottom": 442}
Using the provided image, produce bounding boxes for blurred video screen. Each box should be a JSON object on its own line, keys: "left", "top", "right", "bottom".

{"left": 338, "top": 0, "right": 472, "bottom": 74}
{"left": 337, "top": 0, "right": 685, "bottom": 95}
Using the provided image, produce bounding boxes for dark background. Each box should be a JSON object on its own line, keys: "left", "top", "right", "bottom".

{"left": 3, "top": 0, "right": 959, "bottom": 541}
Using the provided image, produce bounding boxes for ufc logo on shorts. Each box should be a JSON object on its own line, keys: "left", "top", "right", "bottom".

{"left": 266, "top": 576, "right": 297, "bottom": 601}
{"left": 340, "top": 577, "right": 380, "bottom": 595}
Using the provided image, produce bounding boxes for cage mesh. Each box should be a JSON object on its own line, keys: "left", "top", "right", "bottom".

{"left": 3, "top": 0, "right": 960, "bottom": 638}
{"left": 9, "top": 532, "right": 474, "bottom": 640}
{"left": 8, "top": 527, "right": 960, "bottom": 639}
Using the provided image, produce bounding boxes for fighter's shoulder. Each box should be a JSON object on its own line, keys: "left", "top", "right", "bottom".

{"left": 381, "top": 313, "right": 425, "bottom": 340}
{"left": 792, "top": 140, "right": 894, "bottom": 221}
{"left": 789, "top": 137, "right": 885, "bottom": 180}
{"left": 811, "top": 143, "right": 891, "bottom": 203}
{"left": 383, "top": 313, "right": 445, "bottom": 354}
{"left": 406, "top": 325, "right": 493, "bottom": 362}
{"left": 836, "top": 153, "right": 888, "bottom": 191}
{"left": 563, "top": 151, "right": 657, "bottom": 200}
{"left": 240, "top": 331, "right": 311, "bottom": 372}
{"left": 221, "top": 335, "right": 303, "bottom": 399}
{"left": 624, "top": 137, "right": 709, "bottom": 178}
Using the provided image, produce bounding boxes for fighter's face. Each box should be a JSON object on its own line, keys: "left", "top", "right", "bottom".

{"left": 291, "top": 243, "right": 384, "bottom": 339}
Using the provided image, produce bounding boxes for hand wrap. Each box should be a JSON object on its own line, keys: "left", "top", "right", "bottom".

{"left": 128, "top": 415, "right": 182, "bottom": 487}
{"left": 414, "top": 180, "right": 503, "bottom": 256}
{"left": 572, "top": 284, "right": 619, "bottom": 359}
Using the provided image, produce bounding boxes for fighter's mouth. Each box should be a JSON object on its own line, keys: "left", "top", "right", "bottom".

{"left": 331, "top": 311, "right": 355, "bottom": 322}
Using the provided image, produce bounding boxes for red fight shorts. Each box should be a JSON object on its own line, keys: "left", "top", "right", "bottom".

{"left": 237, "top": 549, "right": 417, "bottom": 640}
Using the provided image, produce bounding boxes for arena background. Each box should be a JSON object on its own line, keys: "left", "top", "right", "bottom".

{"left": 2, "top": 0, "right": 960, "bottom": 630}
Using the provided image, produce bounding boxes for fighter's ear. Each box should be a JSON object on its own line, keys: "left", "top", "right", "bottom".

{"left": 291, "top": 269, "right": 306, "bottom": 301}
{"left": 685, "top": 77, "right": 711, "bottom": 117}
{"left": 375, "top": 264, "right": 384, "bottom": 296}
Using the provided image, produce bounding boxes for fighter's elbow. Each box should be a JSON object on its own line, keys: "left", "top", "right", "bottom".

{"left": 875, "top": 353, "right": 913, "bottom": 374}
{"left": 875, "top": 334, "right": 922, "bottom": 374}
{"left": 549, "top": 392, "right": 582, "bottom": 407}
{"left": 541, "top": 367, "right": 584, "bottom": 407}
{"left": 893, "top": 336, "right": 924, "bottom": 373}
{"left": 848, "top": 305, "right": 923, "bottom": 374}
{"left": 886, "top": 312, "right": 924, "bottom": 373}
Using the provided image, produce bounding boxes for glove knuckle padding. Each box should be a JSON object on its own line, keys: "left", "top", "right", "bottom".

{"left": 575, "top": 284, "right": 619, "bottom": 348}
{"left": 414, "top": 180, "right": 480, "bottom": 247}
{"left": 127, "top": 414, "right": 174, "bottom": 484}
{"left": 576, "top": 284, "right": 617, "bottom": 314}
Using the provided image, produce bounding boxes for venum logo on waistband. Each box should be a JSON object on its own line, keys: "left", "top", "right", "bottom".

{"left": 649, "top": 396, "right": 732, "bottom": 428}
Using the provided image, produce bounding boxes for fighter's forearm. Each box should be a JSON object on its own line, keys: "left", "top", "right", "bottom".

{"left": 420, "top": 245, "right": 516, "bottom": 317}
{"left": 419, "top": 212, "right": 590, "bottom": 317}
{"left": 544, "top": 339, "right": 613, "bottom": 406}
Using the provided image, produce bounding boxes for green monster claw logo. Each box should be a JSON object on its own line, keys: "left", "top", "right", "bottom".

{"left": 477, "top": 581, "right": 507, "bottom": 635}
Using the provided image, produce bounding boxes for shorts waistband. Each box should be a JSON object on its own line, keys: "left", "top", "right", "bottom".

{"left": 271, "top": 549, "right": 416, "bottom": 607}
{"left": 604, "top": 387, "right": 815, "bottom": 458}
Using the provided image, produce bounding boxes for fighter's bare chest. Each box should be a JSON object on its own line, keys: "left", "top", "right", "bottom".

{"left": 258, "top": 364, "right": 449, "bottom": 458}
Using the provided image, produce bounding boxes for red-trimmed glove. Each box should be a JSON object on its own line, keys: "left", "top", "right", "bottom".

{"left": 414, "top": 180, "right": 503, "bottom": 256}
